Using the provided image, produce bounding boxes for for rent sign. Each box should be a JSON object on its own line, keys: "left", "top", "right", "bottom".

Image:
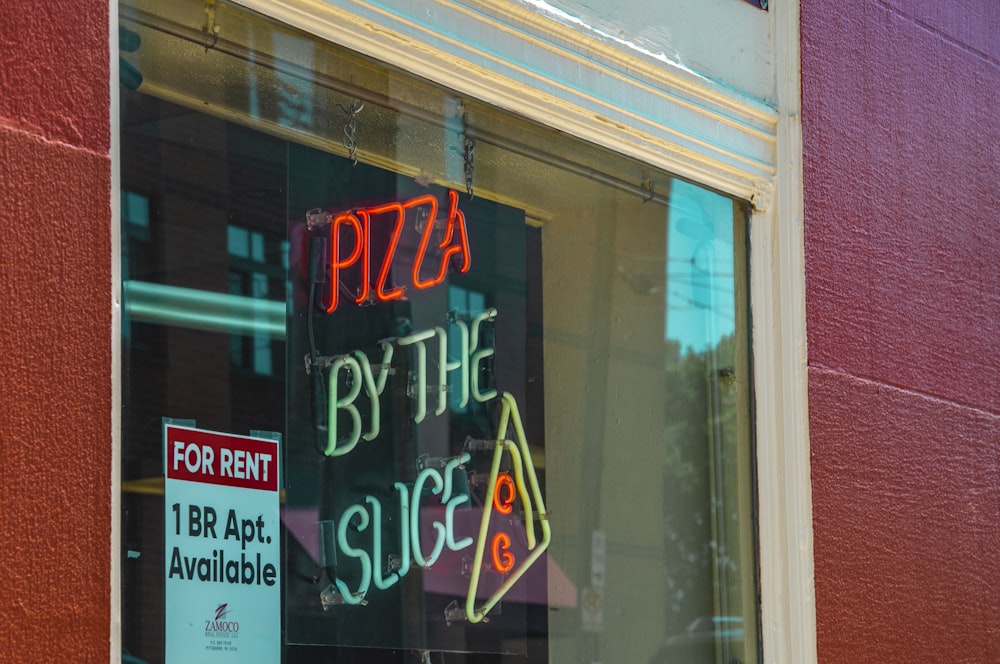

{"left": 164, "top": 424, "right": 280, "bottom": 663}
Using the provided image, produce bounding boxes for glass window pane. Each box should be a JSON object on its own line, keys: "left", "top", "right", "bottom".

{"left": 228, "top": 226, "right": 250, "bottom": 259}
{"left": 119, "top": 2, "right": 758, "bottom": 663}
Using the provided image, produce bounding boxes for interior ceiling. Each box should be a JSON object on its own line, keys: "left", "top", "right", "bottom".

{"left": 121, "top": 0, "right": 686, "bottom": 229}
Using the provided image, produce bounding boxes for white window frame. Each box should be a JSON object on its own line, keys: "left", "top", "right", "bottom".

{"left": 110, "top": 0, "right": 814, "bottom": 661}
{"left": 110, "top": 2, "right": 124, "bottom": 659}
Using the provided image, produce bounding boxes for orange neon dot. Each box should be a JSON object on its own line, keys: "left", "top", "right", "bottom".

{"left": 493, "top": 472, "right": 515, "bottom": 515}
{"left": 491, "top": 532, "right": 515, "bottom": 574}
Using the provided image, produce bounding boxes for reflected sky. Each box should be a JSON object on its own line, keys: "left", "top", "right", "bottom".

{"left": 665, "top": 180, "right": 736, "bottom": 353}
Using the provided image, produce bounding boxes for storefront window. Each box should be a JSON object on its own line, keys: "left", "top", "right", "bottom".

{"left": 119, "top": 1, "right": 757, "bottom": 662}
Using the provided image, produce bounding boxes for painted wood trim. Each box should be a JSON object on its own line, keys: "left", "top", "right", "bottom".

{"left": 752, "top": 2, "right": 818, "bottom": 664}
{"left": 231, "top": 0, "right": 777, "bottom": 200}
{"left": 110, "top": 1, "right": 124, "bottom": 662}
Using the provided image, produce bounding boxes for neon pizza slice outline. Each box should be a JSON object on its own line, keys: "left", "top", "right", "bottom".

{"left": 465, "top": 391, "right": 552, "bottom": 623}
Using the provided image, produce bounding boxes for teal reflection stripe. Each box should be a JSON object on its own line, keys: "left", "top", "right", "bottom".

{"left": 123, "top": 280, "right": 286, "bottom": 339}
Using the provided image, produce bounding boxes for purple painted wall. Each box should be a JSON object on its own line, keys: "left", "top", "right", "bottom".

{"left": 801, "top": 1, "right": 1000, "bottom": 662}
{"left": 0, "top": 1, "right": 111, "bottom": 661}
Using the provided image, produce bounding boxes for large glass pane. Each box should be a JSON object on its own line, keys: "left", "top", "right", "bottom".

{"left": 119, "top": 2, "right": 757, "bottom": 663}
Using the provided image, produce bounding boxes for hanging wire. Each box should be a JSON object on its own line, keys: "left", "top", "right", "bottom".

{"left": 459, "top": 104, "right": 475, "bottom": 198}
{"left": 123, "top": 8, "right": 675, "bottom": 206}
{"left": 336, "top": 98, "right": 364, "bottom": 166}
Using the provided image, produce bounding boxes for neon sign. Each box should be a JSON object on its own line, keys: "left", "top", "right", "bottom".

{"left": 288, "top": 175, "right": 540, "bottom": 649}
{"left": 325, "top": 190, "right": 471, "bottom": 313}
{"left": 320, "top": 457, "right": 471, "bottom": 606}
{"left": 325, "top": 309, "right": 498, "bottom": 456}
{"left": 465, "top": 393, "right": 550, "bottom": 623}
{"left": 319, "top": 390, "right": 550, "bottom": 623}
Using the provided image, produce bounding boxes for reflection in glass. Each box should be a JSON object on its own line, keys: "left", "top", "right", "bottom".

{"left": 119, "top": 1, "right": 757, "bottom": 662}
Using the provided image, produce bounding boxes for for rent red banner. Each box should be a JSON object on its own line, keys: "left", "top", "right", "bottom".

{"left": 165, "top": 426, "right": 278, "bottom": 491}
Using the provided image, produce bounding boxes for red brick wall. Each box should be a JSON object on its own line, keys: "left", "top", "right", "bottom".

{"left": 0, "top": 1, "right": 111, "bottom": 661}
{"left": 801, "top": 0, "right": 1000, "bottom": 661}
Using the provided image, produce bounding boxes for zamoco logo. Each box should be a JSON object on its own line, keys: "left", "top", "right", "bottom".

{"left": 205, "top": 603, "right": 240, "bottom": 633}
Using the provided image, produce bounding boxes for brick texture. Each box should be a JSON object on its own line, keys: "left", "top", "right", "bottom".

{"left": 802, "top": 1, "right": 1000, "bottom": 662}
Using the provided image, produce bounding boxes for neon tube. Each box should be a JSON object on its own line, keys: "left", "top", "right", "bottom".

{"left": 398, "top": 329, "right": 436, "bottom": 423}
{"left": 334, "top": 504, "right": 371, "bottom": 605}
{"left": 470, "top": 309, "right": 498, "bottom": 403}
{"left": 326, "top": 356, "right": 362, "bottom": 456}
{"left": 366, "top": 496, "right": 401, "bottom": 591}
{"left": 410, "top": 195, "right": 452, "bottom": 289}
{"left": 446, "top": 319, "right": 470, "bottom": 408}
{"left": 433, "top": 326, "right": 450, "bottom": 416}
{"left": 353, "top": 351, "right": 381, "bottom": 442}
{"left": 500, "top": 441, "right": 535, "bottom": 549}
{"left": 318, "top": 192, "right": 470, "bottom": 311}
{"left": 441, "top": 453, "right": 471, "bottom": 501}
{"left": 466, "top": 439, "right": 511, "bottom": 620}
{"left": 123, "top": 280, "right": 285, "bottom": 339}
{"left": 410, "top": 468, "right": 447, "bottom": 568}
{"left": 445, "top": 494, "right": 473, "bottom": 551}
{"left": 354, "top": 341, "right": 394, "bottom": 442}
{"left": 493, "top": 473, "right": 515, "bottom": 515}
{"left": 327, "top": 213, "right": 364, "bottom": 314}
{"left": 490, "top": 533, "right": 514, "bottom": 574}
{"left": 369, "top": 202, "right": 406, "bottom": 303}
{"left": 465, "top": 392, "right": 551, "bottom": 623}
{"left": 321, "top": 317, "right": 493, "bottom": 447}
{"left": 445, "top": 190, "right": 472, "bottom": 274}
{"left": 353, "top": 210, "right": 371, "bottom": 305}
{"left": 443, "top": 453, "right": 474, "bottom": 551}
{"left": 370, "top": 341, "right": 395, "bottom": 394}
{"left": 392, "top": 482, "right": 412, "bottom": 578}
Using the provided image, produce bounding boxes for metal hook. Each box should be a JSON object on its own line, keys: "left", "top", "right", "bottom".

{"left": 336, "top": 99, "right": 364, "bottom": 166}
{"left": 642, "top": 179, "right": 655, "bottom": 203}
{"left": 203, "top": 0, "right": 220, "bottom": 52}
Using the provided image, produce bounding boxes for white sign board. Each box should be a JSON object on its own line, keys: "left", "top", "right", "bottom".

{"left": 164, "top": 424, "right": 280, "bottom": 663}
